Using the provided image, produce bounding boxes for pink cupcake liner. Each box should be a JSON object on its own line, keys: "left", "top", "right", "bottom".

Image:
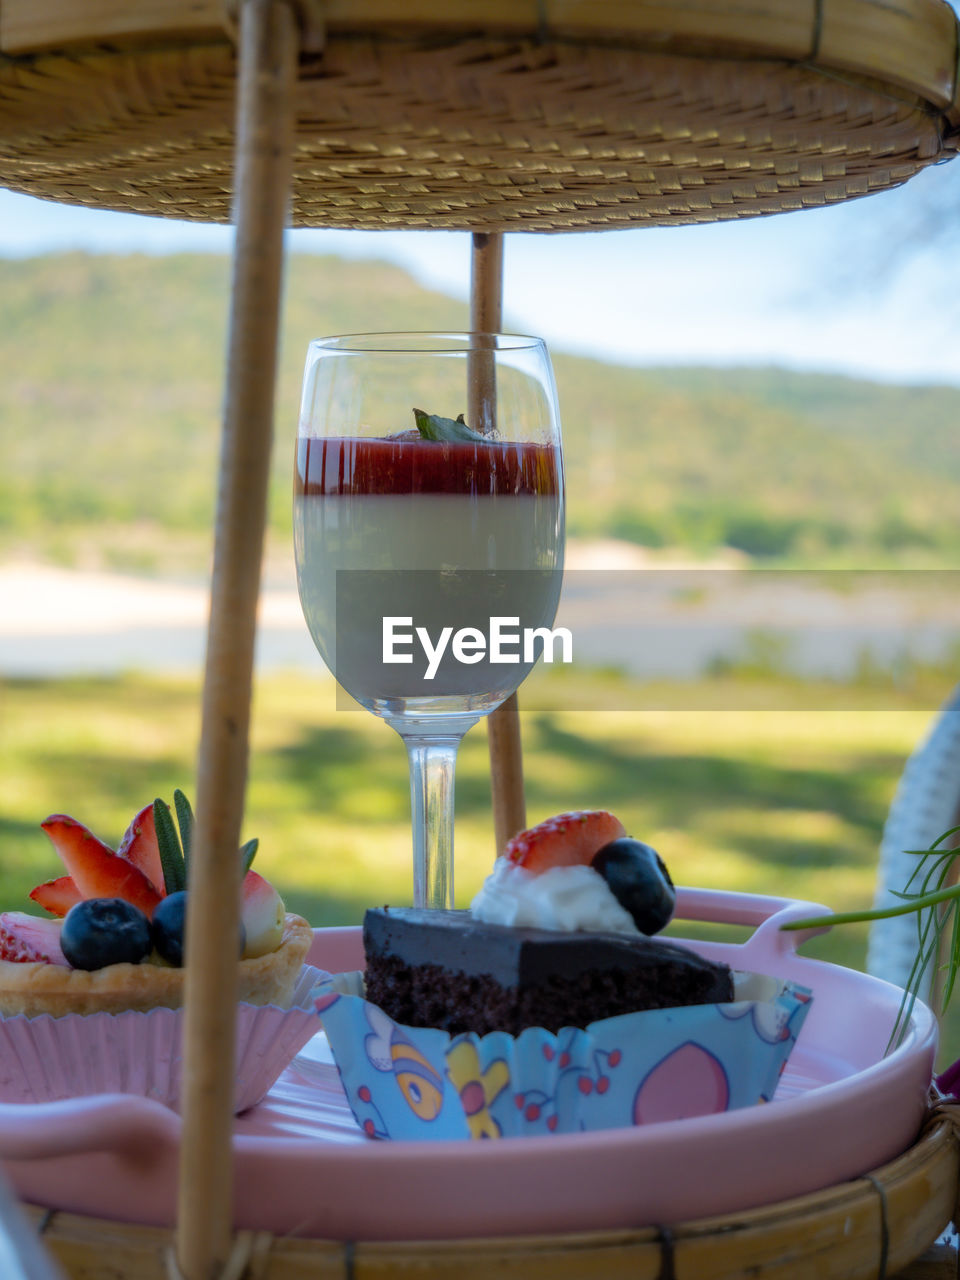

{"left": 0, "top": 964, "right": 326, "bottom": 1113}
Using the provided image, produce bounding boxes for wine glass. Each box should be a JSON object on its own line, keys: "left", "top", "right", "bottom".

{"left": 293, "top": 333, "right": 564, "bottom": 909}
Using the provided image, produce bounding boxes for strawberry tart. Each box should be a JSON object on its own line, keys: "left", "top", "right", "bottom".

{"left": 0, "top": 792, "right": 312, "bottom": 1018}
{"left": 362, "top": 810, "right": 734, "bottom": 1036}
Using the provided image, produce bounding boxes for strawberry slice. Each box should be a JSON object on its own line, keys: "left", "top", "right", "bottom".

{"left": 0, "top": 912, "right": 70, "bottom": 966}
{"left": 29, "top": 874, "right": 83, "bottom": 917}
{"left": 240, "top": 870, "right": 285, "bottom": 958}
{"left": 41, "top": 815, "right": 162, "bottom": 919}
{"left": 117, "top": 802, "right": 164, "bottom": 895}
{"left": 505, "top": 810, "right": 627, "bottom": 874}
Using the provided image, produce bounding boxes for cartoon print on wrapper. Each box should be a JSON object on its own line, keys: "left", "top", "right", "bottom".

{"left": 313, "top": 988, "right": 387, "bottom": 1137}
{"left": 364, "top": 1003, "right": 445, "bottom": 1122}
{"left": 445, "top": 1039, "right": 510, "bottom": 1138}
{"left": 314, "top": 976, "right": 815, "bottom": 1140}
{"left": 508, "top": 1032, "right": 625, "bottom": 1133}
{"left": 717, "top": 988, "right": 813, "bottom": 1099}
{"left": 717, "top": 991, "right": 810, "bottom": 1042}
{"left": 633, "top": 1041, "right": 730, "bottom": 1125}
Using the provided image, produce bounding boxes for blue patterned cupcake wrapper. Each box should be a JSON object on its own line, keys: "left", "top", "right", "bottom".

{"left": 313, "top": 969, "right": 813, "bottom": 1141}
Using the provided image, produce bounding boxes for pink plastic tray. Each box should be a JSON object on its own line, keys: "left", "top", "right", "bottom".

{"left": 0, "top": 889, "right": 938, "bottom": 1241}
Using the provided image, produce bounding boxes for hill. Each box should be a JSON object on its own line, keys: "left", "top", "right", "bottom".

{"left": 1, "top": 251, "right": 958, "bottom": 572}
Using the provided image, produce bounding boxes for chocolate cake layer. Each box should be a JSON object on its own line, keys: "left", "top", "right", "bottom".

{"left": 362, "top": 907, "right": 733, "bottom": 1035}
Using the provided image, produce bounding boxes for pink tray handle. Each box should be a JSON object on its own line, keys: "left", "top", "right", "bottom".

{"left": 306, "top": 924, "right": 365, "bottom": 973}
{"left": 306, "top": 897, "right": 834, "bottom": 979}
{"left": 0, "top": 1094, "right": 179, "bottom": 1163}
{"left": 305, "top": 899, "right": 834, "bottom": 976}
{"left": 674, "top": 886, "right": 833, "bottom": 965}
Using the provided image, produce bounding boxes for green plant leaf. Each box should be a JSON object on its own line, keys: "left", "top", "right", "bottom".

{"left": 780, "top": 824, "right": 960, "bottom": 1050}
{"left": 153, "top": 798, "right": 186, "bottom": 895}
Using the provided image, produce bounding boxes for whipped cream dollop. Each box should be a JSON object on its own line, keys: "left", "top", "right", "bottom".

{"left": 469, "top": 857, "right": 639, "bottom": 935}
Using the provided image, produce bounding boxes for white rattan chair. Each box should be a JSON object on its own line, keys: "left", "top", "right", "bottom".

{"left": 868, "top": 686, "right": 960, "bottom": 1001}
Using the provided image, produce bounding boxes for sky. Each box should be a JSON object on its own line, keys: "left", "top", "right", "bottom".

{"left": 0, "top": 150, "right": 958, "bottom": 387}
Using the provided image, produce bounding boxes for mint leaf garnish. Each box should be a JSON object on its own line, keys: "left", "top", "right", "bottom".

{"left": 412, "top": 407, "right": 486, "bottom": 444}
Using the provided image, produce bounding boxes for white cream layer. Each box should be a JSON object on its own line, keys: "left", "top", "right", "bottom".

{"left": 469, "top": 857, "right": 639, "bottom": 935}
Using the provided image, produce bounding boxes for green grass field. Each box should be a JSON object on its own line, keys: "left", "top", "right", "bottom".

{"left": 2, "top": 670, "right": 957, "bottom": 1062}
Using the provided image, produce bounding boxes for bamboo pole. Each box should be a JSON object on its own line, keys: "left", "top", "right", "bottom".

{"left": 471, "top": 232, "right": 528, "bottom": 854}
{"left": 486, "top": 690, "right": 527, "bottom": 853}
{"left": 175, "top": 3, "right": 298, "bottom": 1277}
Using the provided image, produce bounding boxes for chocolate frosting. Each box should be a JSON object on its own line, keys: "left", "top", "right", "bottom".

{"left": 363, "top": 906, "right": 732, "bottom": 997}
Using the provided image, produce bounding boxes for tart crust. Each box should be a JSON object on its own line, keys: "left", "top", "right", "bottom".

{"left": 0, "top": 913, "right": 313, "bottom": 1018}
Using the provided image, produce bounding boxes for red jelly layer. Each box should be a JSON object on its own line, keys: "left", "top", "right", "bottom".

{"left": 295, "top": 437, "right": 562, "bottom": 498}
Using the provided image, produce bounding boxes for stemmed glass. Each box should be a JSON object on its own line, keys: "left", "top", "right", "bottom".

{"left": 293, "top": 333, "right": 564, "bottom": 909}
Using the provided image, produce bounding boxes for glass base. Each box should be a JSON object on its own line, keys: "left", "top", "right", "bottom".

{"left": 365, "top": 690, "right": 508, "bottom": 725}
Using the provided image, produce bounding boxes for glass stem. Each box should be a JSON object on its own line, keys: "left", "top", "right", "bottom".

{"left": 402, "top": 731, "right": 464, "bottom": 909}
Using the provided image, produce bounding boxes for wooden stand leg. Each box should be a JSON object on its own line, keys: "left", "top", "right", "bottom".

{"left": 175, "top": 3, "right": 298, "bottom": 1276}
{"left": 470, "top": 232, "right": 528, "bottom": 854}
{"left": 486, "top": 691, "right": 527, "bottom": 853}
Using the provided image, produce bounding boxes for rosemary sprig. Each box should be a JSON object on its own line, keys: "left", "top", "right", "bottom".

{"left": 153, "top": 797, "right": 187, "bottom": 895}
{"left": 173, "top": 788, "right": 194, "bottom": 872}
{"left": 781, "top": 825, "right": 960, "bottom": 1050}
{"left": 151, "top": 790, "right": 258, "bottom": 895}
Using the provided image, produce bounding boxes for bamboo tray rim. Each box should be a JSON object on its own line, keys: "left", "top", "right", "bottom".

{"left": 2, "top": 0, "right": 957, "bottom": 116}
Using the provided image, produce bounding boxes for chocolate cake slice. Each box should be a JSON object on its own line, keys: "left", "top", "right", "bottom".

{"left": 363, "top": 907, "right": 734, "bottom": 1036}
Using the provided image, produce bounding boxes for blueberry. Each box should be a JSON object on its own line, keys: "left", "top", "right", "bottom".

{"left": 151, "top": 891, "right": 246, "bottom": 967}
{"left": 61, "top": 898, "right": 153, "bottom": 970}
{"left": 590, "top": 838, "right": 676, "bottom": 935}
{"left": 152, "top": 890, "right": 188, "bottom": 966}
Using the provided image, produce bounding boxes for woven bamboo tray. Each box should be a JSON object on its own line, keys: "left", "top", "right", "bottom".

{"left": 0, "top": 0, "right": 956, "bottom": 231}
{"left": 22, "top": 1113, "right": 959, "bottom": 1280}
